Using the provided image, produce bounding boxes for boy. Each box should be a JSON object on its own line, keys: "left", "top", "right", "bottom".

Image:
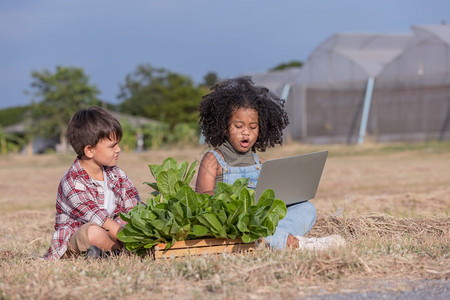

{"left": 45, "top": 106, "right": 142, "bottom": 260}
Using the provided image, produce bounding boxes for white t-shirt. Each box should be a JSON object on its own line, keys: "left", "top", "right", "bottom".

{"left": 95, "top": 168, "right": 116, "bottom": 215}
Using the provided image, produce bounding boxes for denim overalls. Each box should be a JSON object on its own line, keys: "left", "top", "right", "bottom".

{"left": 210, "top": 150, "right": 317, "bottom": 249}
{"left": 210, "top": 150, "right": 261, "bottom": 189}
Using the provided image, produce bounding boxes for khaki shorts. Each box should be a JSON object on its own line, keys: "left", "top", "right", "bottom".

{"left": 62, "top": 222, "right": 101, "bottom": 258}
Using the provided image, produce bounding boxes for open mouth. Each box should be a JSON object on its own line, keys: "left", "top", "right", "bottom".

{"left": 240, "top": 139, "right": 250, "bottom": 148}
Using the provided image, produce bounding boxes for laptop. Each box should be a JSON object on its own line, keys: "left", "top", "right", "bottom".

{"left": 254, "top": 151, "right": 328, "bottom": 206}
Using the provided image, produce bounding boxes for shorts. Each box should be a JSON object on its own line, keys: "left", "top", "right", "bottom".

{"left": 62, "top": 222, "right": 102, "bottom": 258}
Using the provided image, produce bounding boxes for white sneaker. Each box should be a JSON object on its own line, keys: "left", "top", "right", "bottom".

{"left": 295, "top": 234, "right": 346, "bottom": 251}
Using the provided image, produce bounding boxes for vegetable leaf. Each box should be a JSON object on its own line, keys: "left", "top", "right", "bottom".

{"left": 119, "top": 157, "right": 287, "bottom": 255}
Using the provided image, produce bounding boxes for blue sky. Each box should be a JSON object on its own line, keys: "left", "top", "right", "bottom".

{"left": 0, "top": 0, "right": 447, "bottom": 109}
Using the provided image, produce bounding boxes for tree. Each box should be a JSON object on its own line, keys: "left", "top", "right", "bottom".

{"left": 201, "top": 72, "right": 219, "bottom": 87}
{"left": 0, "top": 106, "right": 29, "bottom": 127}
{"left": 118, "top": 64, "right": 206, "bottom": 128}
{"left": 28, "top": 66, "right": 100, "bottom": 154}
{"left": 0, "top": 126, "right": 25, "bottom": 154}
{"left": 270, "top": 60, "right": 303, "bottom": 71}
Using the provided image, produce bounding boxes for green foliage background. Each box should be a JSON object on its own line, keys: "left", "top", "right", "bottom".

{"left": 0, "top": 60, "right": 301, "bottom": 154}
{"left": 118, "top": 64, "right": 208, "bottom": 128}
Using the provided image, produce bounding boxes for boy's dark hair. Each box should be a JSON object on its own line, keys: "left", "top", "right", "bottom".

{"left": 198, "top": 76, "right": 289, "bottom": 152}
{"left": 67, "top": 106, "right": 122, "bottom": 158}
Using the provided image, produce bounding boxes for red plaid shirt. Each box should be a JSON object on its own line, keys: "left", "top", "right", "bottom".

{"left": 45, "top": 158, "right": 142, "bottom": 260}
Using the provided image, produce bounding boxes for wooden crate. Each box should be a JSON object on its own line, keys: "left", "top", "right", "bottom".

{"left": 152, "top": 238, "right": 255, "bottom": 259}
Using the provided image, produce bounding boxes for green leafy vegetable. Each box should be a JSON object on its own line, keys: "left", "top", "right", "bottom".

{"left": 118, "top": 157, "right": 287, "bottom": 255}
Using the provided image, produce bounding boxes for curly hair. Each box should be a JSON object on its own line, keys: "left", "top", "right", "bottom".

{"left": 198, "top": 76, "right": 289, "bottom": 152}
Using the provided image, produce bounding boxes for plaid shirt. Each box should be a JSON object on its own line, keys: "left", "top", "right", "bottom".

{"left": 45, "top": 158, "right": 142, "bottom": 260}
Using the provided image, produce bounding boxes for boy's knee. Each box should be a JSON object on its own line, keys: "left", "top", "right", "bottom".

{"left": 66, "top": 222, "right": 99, "bottom": 255}
{"left": 87, "top": 223, "right": 108, "bottom": 244}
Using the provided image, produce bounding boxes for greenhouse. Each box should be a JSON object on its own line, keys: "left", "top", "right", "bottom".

{"left": 250, "top": 24, "right": 450, "bottom": 144}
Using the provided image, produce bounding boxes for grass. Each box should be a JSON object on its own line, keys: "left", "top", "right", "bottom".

{"left": 1, "top": 216, "right": 448, "bottom": 299}
{"left": 0, "top": 141, "right": 449, "bottom": 299}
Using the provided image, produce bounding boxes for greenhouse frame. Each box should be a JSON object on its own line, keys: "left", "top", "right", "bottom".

{"left": 250, "top": 24, "right": 450, "bottom": 144}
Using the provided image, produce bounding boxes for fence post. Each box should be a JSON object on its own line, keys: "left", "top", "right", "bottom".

{"left": 358, "top": 77, "right": 375, "bottom": 144}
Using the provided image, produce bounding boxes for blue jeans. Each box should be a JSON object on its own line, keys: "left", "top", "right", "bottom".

{"left": 264, "top": 201, "right": 317, "bottom": 249}
{"left": 208, "top": 148, "right": 316, "bottom": 249}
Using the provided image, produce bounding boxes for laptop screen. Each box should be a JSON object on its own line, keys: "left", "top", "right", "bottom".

{"left": 254, "top": 151, "right": 328, "bottom": 206}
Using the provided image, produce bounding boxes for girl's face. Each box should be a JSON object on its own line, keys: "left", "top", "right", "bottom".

{"left": 228, "top": 107, "right": 259, "bottom": 153}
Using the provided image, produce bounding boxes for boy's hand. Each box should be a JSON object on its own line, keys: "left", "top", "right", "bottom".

{"left": 102, "top": 218, "right": 122, "bottom": 240}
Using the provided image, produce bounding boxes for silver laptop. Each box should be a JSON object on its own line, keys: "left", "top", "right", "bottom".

{"left": 254, "top": 151, "right": 328, "bottom": 206}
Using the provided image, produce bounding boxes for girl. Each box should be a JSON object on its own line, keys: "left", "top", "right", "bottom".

{"left": 195, "top": 76, "right": 342, "bottom": 249}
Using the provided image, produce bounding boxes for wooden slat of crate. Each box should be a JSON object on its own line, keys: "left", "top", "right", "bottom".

{"left": 154, "top": 238, "right": 254, "bottom": 259}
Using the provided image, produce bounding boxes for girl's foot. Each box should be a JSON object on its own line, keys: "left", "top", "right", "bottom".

{"left": 286, "top": 234, "right": 300, "bottom": 248}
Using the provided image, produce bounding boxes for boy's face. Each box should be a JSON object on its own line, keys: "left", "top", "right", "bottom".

{"left": 228, "top": 107, "right": 259, "bottom": 153}
{"left": 89, "top": 134, "right": 121, "bottom": 167}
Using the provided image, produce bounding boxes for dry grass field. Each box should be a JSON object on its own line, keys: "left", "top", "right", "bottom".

{"left": 0, "top": 141, "right": 449, "bottom": 299}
